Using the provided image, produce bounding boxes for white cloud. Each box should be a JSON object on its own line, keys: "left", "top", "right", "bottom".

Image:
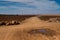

{"left": 4, "top": 0, "right": 60, "bottom": 10}
{"left": 1, "top": 0, "right": 60, "bottom": 14}
{"left": 4, "top": 0, "right": 35, "bottom": 2}
{"left": 28, "top": 0, "right": 60, "bottom": 10}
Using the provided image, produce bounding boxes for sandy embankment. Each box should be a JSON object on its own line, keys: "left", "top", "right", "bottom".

{"left": 0, "top": 17, "right": 60, "bottom": 40}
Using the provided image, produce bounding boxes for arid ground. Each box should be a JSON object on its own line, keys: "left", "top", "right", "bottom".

{"left": 0, "top": 15, "right": 60, "bottom": 40}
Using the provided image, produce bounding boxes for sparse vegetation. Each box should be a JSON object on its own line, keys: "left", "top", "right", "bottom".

{"left": 0, "top": 15, "right": 60, "bottom": 40}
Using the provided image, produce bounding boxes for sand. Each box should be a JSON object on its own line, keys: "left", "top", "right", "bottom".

{"left": 0, "top": 16, "right": 60, "bottom": 40}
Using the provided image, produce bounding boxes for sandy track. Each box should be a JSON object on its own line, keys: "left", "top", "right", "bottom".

{"left": 0, "top": 25, "right": 60, "bottom": 40}
{"left": 0, "top": 17, "right": 60, "bottom": 40}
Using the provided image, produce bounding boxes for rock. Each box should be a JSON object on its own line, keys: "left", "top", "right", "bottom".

{"left": 0, "top": 21, "right": 6, "bottom": 26}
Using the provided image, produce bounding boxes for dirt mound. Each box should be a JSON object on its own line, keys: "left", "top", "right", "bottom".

{"left": 21, "top": 17, "right": 42, "bottom": 23}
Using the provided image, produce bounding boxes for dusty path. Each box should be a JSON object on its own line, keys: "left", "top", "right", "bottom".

{"left": 0, "top": 17, "right": 60, "bottom": 40}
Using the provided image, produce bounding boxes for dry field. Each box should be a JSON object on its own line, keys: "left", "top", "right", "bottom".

{"left": 0, "top": 15, "right": 60, "bottom": 40}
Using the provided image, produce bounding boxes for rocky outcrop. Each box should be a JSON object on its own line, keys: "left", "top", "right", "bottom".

{"left": 0, "top": 21, "right": 20, "bottom": 26}
{"left": 48, "top": 18, "right": 60, "bottom": 22}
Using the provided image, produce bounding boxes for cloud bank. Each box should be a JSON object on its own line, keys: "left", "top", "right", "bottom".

{"left": 0, "top": 0, "right": 60, "bottom": 15}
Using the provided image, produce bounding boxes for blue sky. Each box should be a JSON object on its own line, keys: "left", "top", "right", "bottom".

{"left": 0, "top": 0, "right": 60, "bottom": 15}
